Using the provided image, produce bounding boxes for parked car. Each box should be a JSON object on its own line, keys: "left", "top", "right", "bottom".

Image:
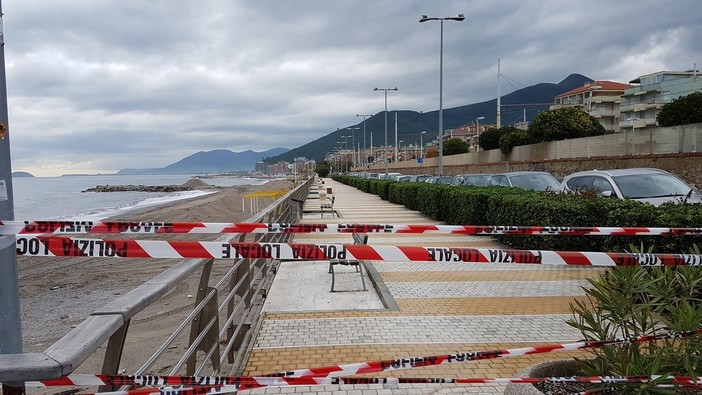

{"left": 407, "top": 174, "right": 432, "bottom": 182}
{"left": 378, "top": 172, "right": 402, "bottom": 180}
{"left": 489, "top": 171, "right": 561, "bottom": 191}
{"left": 451, "top": 173, "right": 493, "bottom": 187}
{"left": 425, "top": 176, "right": 455, "bottom": 185}
{"left": 560, "top": 168, "right": 702, "bottom": 206}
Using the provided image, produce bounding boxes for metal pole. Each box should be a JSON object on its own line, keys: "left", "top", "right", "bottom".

{"left": 420, "top": 14, "right": 464, "bottom": 176}
{"left": 356, "top": 114, "right": 371, "bottom": 161}
{"left": 438, "top": 19, "right": 444, "bottom": 176}
{"left": 394, "top": 112, "right": 398, "bottom": 162}
{"left": 0, "top": 1, "right": 25, "bottom": 393}
{"left": 384, "top": 91, "right": 388, "bottom": 173}
{"left": 374, "top": 88, "right": 397, "bottom": 175}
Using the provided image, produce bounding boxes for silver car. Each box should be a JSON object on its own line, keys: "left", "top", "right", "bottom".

{"left": 489, "top": 171, "right": 561, "bottom": 191}
{"left": 560, "top": 168, "right": 702, "bottom": 206}
{"left": 451, "top": 173, "right": 493, "bottom": 187}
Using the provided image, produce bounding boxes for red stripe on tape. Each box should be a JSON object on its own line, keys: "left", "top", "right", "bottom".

{"left": 345, "top": 245, "right": 383, "bottom": 260}
{"left": 556, "top": 251, "right": 594, "bottom": 266}
{"left": 397, "top": 245, "right": 433, "bottom": 261}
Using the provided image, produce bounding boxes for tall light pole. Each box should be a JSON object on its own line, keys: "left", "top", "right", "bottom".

{"left": 420, "top": 13, "right": 465, "bottom": 176}
{"left": 475, "top": 116, "right": 485, "bottom": 151}
{"left": 346, "top": 127, "right": 359, "bottom": 168}
{"left": 356, "top": 114, "right": 372, "bottom": 165}
{"left": 344, "top": 135, "right": 352, "bottom": 173}
{"left": 374, "top": 87, "right": 398, "bottom": 174}
{"left": 420, "top": 131, "right": 426, "bottom": 161}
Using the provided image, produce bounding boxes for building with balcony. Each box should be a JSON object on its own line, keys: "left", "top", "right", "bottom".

{"left": 619, "top": 70, "right": 702, "bottom": 132}
{"left": 552, "top": 80, "right": 633, "bottom": 133}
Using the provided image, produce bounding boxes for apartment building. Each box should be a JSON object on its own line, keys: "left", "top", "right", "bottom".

{"left": 552, "top": 80, "right": 633, "bottom": 133}
{"left": 620, "top": 70, "right": 702, "bottom": 132}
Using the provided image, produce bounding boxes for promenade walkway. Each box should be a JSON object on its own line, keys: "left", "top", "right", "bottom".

{"left": 241, "top": 178, "right": 604, "bottom": 394}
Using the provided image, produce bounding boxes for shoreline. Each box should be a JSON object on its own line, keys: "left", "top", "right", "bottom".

{"left": 17, "top": 178, "right": 294, "bottom": 356}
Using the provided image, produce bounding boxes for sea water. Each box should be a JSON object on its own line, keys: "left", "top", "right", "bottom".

{"left": 10, "top": 174, "right": 272, "bottom": 220}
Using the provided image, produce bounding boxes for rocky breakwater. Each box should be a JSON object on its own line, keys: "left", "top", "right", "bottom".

{"left": 82, "top": 184, "right": 193, "bottom": 193}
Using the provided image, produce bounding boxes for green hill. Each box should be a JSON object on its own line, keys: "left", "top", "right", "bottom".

{"left": 265, "top": 74, "right": 592, "bottom": 164}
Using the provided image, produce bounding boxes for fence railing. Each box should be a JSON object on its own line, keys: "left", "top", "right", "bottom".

{"left": 0, "top": 177, "right": 313, "bottom": 386}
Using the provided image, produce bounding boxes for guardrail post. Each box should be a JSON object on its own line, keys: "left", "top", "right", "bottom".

{"left": 228, "top": 234, "right": 252, "bottom": 363}
{"left": 187, "top": 259, "right": 220, "bottom": 374}
{"left": 98, "top": 320, "right": 130, "bottom": 392}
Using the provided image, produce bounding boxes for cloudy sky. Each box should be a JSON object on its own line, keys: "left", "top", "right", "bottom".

{"left": 3, "top": 0, "right": 700, "bottom": 176}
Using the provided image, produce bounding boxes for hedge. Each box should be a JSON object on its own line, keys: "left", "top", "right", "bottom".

{"left": 331, "top": 175, "right": 702, "bottom": 253}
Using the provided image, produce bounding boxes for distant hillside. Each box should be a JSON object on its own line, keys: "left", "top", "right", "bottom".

{"left": 118, "top": 148, "right": 289, "bottom": 175}
{"left": 12, "top": 171, "right": 34, "bottom": 177}
{"left": 266, "top": 74, "right": 593, "bottom": 163}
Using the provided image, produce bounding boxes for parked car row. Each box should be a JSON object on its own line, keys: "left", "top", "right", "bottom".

{"left": 350, "top": 168, "right": 701, "bottom": 206}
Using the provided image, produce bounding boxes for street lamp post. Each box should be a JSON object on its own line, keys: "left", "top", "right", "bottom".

{"left": 374, "top": 87, "right": 398, "bottom": 174}
{"left": 398, "top": 140, "right": 404, "bottom": 162}
{"left": 420, "top": 131, "right": 426, "bottom": 162}
{"left": 420, "top": 13, "right": 465, "bottom": 176}
{"left": 475, "top": 116, "right": 485, "bottom": 151}
{"left": 356, "top": 114, "right": 372, "bottom": 165}
{"left": 346, "top": 127, "right": 359, "bottom": 168}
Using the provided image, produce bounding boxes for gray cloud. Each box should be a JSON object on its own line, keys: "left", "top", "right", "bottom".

{"left": 3, "top": 0, "right": 700, "bottom": 175}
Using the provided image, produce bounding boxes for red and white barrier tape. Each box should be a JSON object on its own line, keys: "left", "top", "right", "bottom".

{"left": 14, "top": 235, "right": 702, "bottom": 266}
{"left": 78, "top": 386, "right": 239, "bottom": 395}
{"left": 3, "top": 220, "right": 702, "bottom": 236}
{"left": 23, "top": 374, "right": 702, "bottom": 389}
{"left": 22, "top": 329, "right": 702, "bottom": 388}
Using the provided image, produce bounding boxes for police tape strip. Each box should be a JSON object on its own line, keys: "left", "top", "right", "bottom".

{"left": 14, "top": 235, "right": 702, "bottom": 266}
{"left": 257, "top": 328, "right": 702, "bottom": 379}
{"left": 23, "top": 329, "right": 702, "bottom": 388}
{"left": 22, "top": 374, "right": 702, "bottom": 389}
{"left": 3, "top": 220, "right": 702, "bottom": 236}
{"left": 78, "top": 386, "right": 239, "bottom": 395}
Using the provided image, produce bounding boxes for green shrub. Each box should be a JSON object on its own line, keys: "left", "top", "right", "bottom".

{"left": 568, "top": 262, "right": 702, "bottom": 394}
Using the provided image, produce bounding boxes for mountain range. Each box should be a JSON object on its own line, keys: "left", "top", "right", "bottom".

{"left": 265, "top": 73, "right": 593, "bottom": 164}
{"left": 117, "top": 73, "right": 592, "bottom": 174}
{"left": 117, "top": 148, "right": 289, "bottom": 175}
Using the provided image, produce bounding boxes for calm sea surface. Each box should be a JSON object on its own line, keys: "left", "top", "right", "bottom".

{"left": 10, "top": 174, "right": 272, "bottom": 220}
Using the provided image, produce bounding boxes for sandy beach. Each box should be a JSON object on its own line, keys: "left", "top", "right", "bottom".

{"left": 15, "top": 178, "right": 294, "bottom": 376}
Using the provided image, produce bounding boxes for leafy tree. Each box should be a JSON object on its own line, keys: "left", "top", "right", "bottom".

{"left": 528, "top": 107, "right": 605, "bottom": 142}
{"left": 498, "top": 129, "right": 538, "bottom": 154}
{"left": 315, "top": 162, "right": 330, "bottom": 177}
{"left": 443, "top": 137, "right": 469, "bottom": 156}
{"left": 657, "top": 91, "right": 702, "bottom": 126}
{"left": 479, "top": 126, "right": 519, "bottom": 150}
{"left": 424, "top": 146, "right": 439, "bottom": 158}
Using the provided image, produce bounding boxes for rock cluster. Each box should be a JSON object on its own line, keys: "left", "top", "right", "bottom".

{"left": 82, "top": 184, "right": 193, "bottom": 193}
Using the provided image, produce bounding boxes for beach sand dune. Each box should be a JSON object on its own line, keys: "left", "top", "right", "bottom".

{"left": 16, "top": 179, "right": 293, "bottom": 378}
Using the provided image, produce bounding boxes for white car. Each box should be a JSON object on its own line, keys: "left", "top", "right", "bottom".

{"left": 560, "top": 168, "right": 702, "bottom": 206}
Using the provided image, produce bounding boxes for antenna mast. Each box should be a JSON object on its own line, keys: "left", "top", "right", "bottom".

{"left": 496, "top": 58, "right": 502, "bottom": 128}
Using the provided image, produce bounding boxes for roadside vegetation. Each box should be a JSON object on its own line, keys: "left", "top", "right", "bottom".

{"left": 334, "top": 175, "right": 702, "bottom": 393}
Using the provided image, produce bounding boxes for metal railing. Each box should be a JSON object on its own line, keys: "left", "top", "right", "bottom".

{"left": 0, "top": 177, "right": 313, "bottom": 386}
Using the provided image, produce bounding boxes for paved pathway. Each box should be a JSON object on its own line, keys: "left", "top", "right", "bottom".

{"left": 242, "top": 178, "right": 604, "bottom": 394}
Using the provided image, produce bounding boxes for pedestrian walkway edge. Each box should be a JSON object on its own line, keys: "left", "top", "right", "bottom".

{"left": 362, "top": 261, "right": 399, "bottom": 311}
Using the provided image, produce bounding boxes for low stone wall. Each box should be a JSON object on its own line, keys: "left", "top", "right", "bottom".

{"left": 362, "top": 123, "right": 702, "bottom": 186}
{"left": 367, "top": 152, "right": 702, "bottom": 186}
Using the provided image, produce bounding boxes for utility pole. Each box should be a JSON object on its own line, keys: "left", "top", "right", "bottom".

{"left": 496, "top": 58, "right": 502, "bottom": 129}
{"left": 0, "top": 1, "right": 26, "bottom": 394}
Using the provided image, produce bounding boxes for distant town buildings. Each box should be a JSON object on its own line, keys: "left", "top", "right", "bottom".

{"left": 620, "top": 70, "right": 702, "bottom": 132}
{"left": 549, "top": 69, "right": 701, "bottom": 134}
{"left": 552, "top": 80, "right": 634, "bottom": 133}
